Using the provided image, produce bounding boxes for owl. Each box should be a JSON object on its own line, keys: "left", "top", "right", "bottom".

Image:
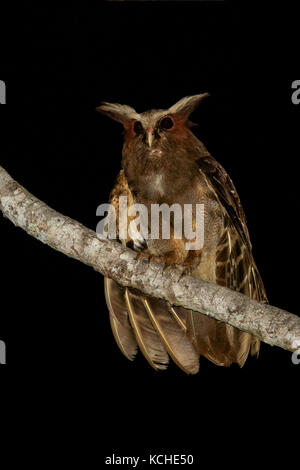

{"left": 98, "top": 94, "right": 267, "bottom": 374}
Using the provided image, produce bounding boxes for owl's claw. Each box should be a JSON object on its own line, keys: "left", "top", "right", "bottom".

{"left": 137, "top": 251, "right": 151, "bottom": 262}
{"left": 134, "top": 238, "right": 148, "bottom": 252}
{"left": 162, "top": 263, "right": 190, "bottom": 277}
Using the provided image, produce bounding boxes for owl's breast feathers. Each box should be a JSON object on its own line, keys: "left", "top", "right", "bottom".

{"left": 104, "top": 152, "right": 267, "bottom": 372}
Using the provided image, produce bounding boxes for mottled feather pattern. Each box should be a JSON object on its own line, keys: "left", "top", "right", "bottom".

{"left": 100, "top": 94, "right": 267, "bottom": 373}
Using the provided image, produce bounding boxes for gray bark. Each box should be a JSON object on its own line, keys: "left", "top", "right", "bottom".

{"left": 0, "top": 165, "right": 299, "bottom": 354}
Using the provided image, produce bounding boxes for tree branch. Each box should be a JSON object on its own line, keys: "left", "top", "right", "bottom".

{"left": 0, "top": 164, "right": 299, "bottom": 354}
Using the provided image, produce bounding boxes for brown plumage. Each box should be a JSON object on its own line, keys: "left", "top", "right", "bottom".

{"left": 98, "top": 94, "right": 267, "bottom": 373}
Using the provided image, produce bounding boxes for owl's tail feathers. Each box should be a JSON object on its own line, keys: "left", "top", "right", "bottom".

{"left": 183, "top": 309, "right": 256, "bottom": 367}
{"left": 124, "top": 288, "right": 169, "bottom": 370}
{"left": 143, "top": 298, "right": 200, "bottom": 374}
{"left": 250, "top": 336, "right": 260, "bottom": 357}
{"left": 105, "top": 278, "right": 257, "bottom": 372}
{"left": 105, "top": 278, "right": 199, "bottom": 374}
{"left": 104, "top": 278, "right": 138, "bottom": 361}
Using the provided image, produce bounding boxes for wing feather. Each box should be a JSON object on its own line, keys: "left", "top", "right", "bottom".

{"left": 104, "top": 278, "right": 137, "bottom": 361}
{"left": 144, "top": 299, "right": 199, "bottom": 374}
{"left": 198, "top": 154, "right": 267, "bottom": 300}
{"left": 124, "top": 288, "right": 169, "bottom": 370}
{"left": 197, "top": 154, "right": 267, "bottom": 364}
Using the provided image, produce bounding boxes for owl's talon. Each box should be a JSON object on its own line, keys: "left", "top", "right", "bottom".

{"left": 162, "top": 264, "right": 173, "bottom": 273}
{"left": 177, "top": 265, "right": 191, "bottom": 277}
{"left": 162, "top": 263, "right": 190, "bottom": 277}
{"left": 149, "top": 255, "right": 165, "bottom": 266}
{"left": 137, "top": 252, "right": 151, "bottom": 261}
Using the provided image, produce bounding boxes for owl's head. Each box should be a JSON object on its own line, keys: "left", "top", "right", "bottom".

{"left": 97, "top": 94, "right": 209, "bottom": 196}
{"left": 97, "top": 93, "right": 208, "bottom": 153}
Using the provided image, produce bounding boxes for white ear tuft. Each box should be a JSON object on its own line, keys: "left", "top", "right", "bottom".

{"left": 96, "top": 102, "right": 140, "bottom": 125}
{"left": 168, "top": 93, "right": 209, "bottom": 118}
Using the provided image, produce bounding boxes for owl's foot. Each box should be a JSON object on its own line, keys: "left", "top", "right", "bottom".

{"left": 137, "top": 252, "right": 164, "bottom": 265}
{"left": 162, "top": 263, "right": 191, "bottom": 277}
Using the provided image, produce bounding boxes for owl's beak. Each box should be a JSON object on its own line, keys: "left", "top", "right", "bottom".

{"left": 146, "top": 130, "right": 155, "bottom": 148}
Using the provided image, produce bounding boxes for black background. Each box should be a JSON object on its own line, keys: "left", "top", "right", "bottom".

{"left": 0, "top": 1, "right": 299, "bottom": 466}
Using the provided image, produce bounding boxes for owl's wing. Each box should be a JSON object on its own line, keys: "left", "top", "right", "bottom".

{"left": 181, "top": 154, "right": 267, "bottom": 366}
{"left": 196, "top": 153, "right": 267, "bottom": 303}
{"left": 197, "top": 154, "right": 251, "bottom": 251}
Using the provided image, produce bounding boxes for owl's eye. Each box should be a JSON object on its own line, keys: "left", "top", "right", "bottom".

{"left": 159, "top": 116, "right": 174, "bottom": 130}
{"left": 134, "top": 121, "right": 144, "bottom": 135}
